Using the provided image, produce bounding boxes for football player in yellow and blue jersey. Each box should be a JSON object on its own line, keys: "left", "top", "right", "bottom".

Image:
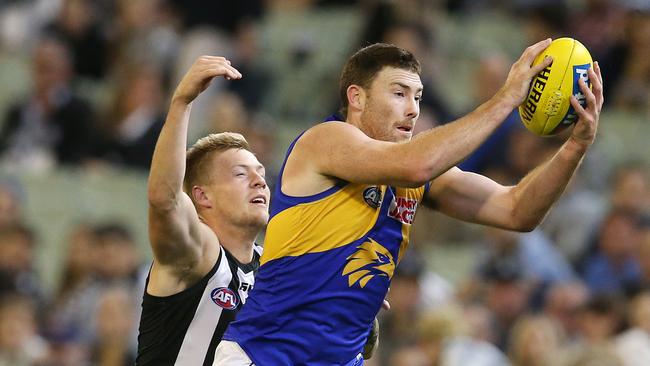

{"left": 217, "top": 39, "right": 604, "bottom": 365}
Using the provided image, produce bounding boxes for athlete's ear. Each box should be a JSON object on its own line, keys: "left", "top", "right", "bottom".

{"left": 347, "top": 84, "right": 366, "bottom": 113}
{"left": 192, "top": 186, "right": 213, "bottom": 209}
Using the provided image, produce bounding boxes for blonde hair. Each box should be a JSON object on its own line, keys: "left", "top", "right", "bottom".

{"left": 508, "top": 314, "right": 564, "bottom": 366}
{"left": 184, "top": 132, "right": 251, "bottom": 196}
{"left": 416, "top": 305, "right": 466, "bottom": 343}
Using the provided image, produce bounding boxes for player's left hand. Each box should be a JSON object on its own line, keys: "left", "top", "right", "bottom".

{"left": 362, "top": 317, "right": 380, "bottom": 360}
{"left": 362, "top": 299, "right": 390, "bottom": 359}
{"left": 569, "top": 61, "right": 603, "bottom": 148}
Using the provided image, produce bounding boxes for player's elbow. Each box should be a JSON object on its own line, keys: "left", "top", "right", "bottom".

{"left": 387, "top": 143, "right": 442, "bottom": 186}
{"left": 400, "top": 162, "right": 433, "bottom": 187}
{"left": 513, "top": 221, "right": 538, "bottom": 233}
{"left": 407, "top": 153, "right": 454, "bottom": 185}
{"left": 510, "top": 214, "right": 542, "bottom": 232}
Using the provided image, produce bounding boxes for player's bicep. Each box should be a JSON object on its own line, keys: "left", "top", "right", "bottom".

{"left": 148, "top": 192, "right": 206, "bottom": 266}
{"left": 425, "top": 167, "right": 518, "bottom": 230}
{"left": 300, "top": 122, "right": 424, "bottom": 187}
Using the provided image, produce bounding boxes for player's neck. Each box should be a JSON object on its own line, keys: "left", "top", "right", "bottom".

{"left": 212, "top": 222, "right": 258, "bottom": 264}
{"left": 347, "top": 114, "right": 372, "bottom": 138}
{"left": 345, "top": 113, "right": 361, "bottom": 129}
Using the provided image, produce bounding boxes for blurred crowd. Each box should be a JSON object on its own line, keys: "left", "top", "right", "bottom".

{"left": 0, "top": 214, "right": 144, "bottom": 365}
{"left": 0, "top": 0, "right": 649, "bottom": 365}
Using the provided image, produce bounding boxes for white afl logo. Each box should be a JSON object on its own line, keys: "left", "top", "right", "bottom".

{"left": 210, "top": 287, "right": 239, "bottom": 310}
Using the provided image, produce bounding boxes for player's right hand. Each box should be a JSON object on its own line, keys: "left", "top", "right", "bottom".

{"left": 172, "top": 56, "right": 242, "bottom": 105}
{"left": 498, "top": 38, "right": 553, "bottom": 108}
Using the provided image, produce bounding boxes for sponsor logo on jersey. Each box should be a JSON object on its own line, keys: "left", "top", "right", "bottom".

{"left": 210, "top": 287, "right": 239, "bottom": 310}
{"left": 342, "top": 238, "right": 395, "bottom": 288}
{"left": 388, "top": 196, "right": 418, "bottom": 224}
{"left": 363, "top": 187, "right": 382, "bottom": 208}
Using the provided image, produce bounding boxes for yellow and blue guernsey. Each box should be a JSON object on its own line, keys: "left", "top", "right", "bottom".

{"left": 223, "top": 131, "right": 430, "bottom": 365}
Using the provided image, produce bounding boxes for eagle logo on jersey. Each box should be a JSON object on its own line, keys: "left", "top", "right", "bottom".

{"left": 342, "top": 238, "right": 395, "bottom": 288}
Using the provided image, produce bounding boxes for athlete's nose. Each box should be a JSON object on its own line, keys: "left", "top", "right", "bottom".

{"left": 405, "top": 97, "right": 419, "bottom": 119}
{"left": 251, "top": 171, "right": 267, "bottom": 189}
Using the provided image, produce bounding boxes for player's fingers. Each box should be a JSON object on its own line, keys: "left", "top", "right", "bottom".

{"left": 197, "top": 56, "right": 237, "bottom": 73}
{"left": 588, "top": 67, "right": 603, "bottom": 110}
{"left": 530, "top": 55, "right": 553, "bottom": 77}
{"left": 223, "top": 64, "right": 242, "bottom": 79}
{"left": 203, "top": 64, "right": 241, "bottom": 80}
{"left": 208, "top": 57, "right": 232, "bottom": 66}
{"left": 570, "top": 94, "right": 589, "bottom": 120}
{"left": 211, "top": 56, "right": 231, "bottom": 65}
{"left": 195, "top": 56, "right": 228, "bottom": 70}
{"left": 205, "top": 58, "right": 239, "bottom": 75}
{"left": 520, "top": 38, "right": 552, "bottom": 65}
{"left": 579, "top": 78, "right": 597, "bottom": 112}
{"left": 594, "top": 62, "right": 604, "bottom": 103}
{"left": 382, "top": 299, "right": 390, "bottom": 311}
{"left": 593, "top": 61, "right": 602, "bottom": 83}
{"left": 587, "top": 67, "right": 601, "bottom": 93}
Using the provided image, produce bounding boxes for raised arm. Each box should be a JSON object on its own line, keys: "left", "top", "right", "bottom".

{"left": 426, "top": 62, "right": 604, "bottom": 231}
{"left": 147, "top": 56, "right": 242, "bottom": 267}
{"left": 286, "top": 40, "right": 554, "bottom": 193}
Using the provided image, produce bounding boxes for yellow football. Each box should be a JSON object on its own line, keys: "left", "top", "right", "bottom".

{"left": 519, "top": 38, "right": 593, "bottom": 136}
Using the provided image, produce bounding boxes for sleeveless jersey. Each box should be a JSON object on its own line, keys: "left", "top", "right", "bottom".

{"left": 224, "top": 132, "right": 429, "bottom": 365}
{"left": 136, "top": 245, "right": 261, "bottom": 365}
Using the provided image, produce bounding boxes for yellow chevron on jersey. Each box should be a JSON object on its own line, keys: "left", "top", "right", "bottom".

{"left": 261, "top": 184, "right": 385, "bottom": 265}
{"left": 262, "top": 183, "right": 428, "bottom": 266}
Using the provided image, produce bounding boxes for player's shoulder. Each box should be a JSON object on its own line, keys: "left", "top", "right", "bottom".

{"left": 304, "top": 120, "right": 348, "bottom": 134}
{"left": 299, "top": 121, "right": 367, "bottom": 145}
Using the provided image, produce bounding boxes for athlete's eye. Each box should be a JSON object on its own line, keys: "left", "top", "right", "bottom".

{"left": 394, "top": 92, "right": 404, "bottom": 97}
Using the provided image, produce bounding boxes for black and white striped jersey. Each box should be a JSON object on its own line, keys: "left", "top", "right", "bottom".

{"left": 136, "top": 245, "right": 262, "bottom": 366}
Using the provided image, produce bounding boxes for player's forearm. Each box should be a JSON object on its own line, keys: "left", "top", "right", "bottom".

{"left": 147, "top": 99, "right": 192, "bottom": 209}
{"left": 407, "top": 93, "right": 515, "bottom": 181}
{"left": 510, "top": 137, "right": 588, "bottom": 230}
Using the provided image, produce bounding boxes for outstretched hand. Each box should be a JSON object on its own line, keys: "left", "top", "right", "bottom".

{"left": 172, "top": 56, "right": 242, "bottom": 105}
{"left": 498, "top": 38, "right": 554, "bottom": 108}
{"left": 569, "top": 61, "right": 603, "bottom": 148}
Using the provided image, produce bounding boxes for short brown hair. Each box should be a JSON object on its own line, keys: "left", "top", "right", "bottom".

{"left": 184, "top": 132, "right": 251, "bottom": 195}
{"left": 339, "top": 43, "right": 421, "bottom": 117}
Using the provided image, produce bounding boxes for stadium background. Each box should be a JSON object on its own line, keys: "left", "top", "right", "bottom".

{"left": 0, "top": 0, "right": 649, "bottom": 365}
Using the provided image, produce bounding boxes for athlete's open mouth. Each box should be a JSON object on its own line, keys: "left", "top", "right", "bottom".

{"left": 250, "top": 195, "right": 267, "bottom": 205}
